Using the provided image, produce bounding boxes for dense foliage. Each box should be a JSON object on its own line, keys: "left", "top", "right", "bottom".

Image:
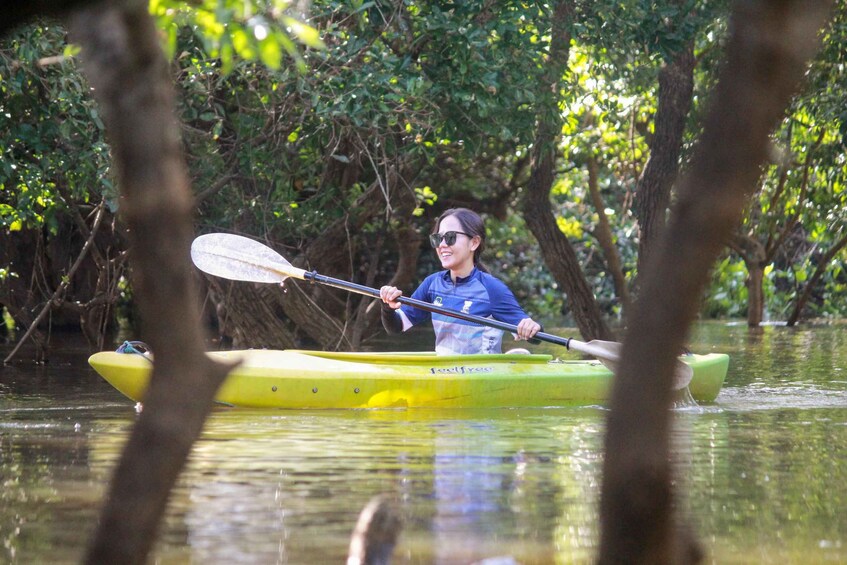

{"left": 2, "top": 0, "right": 846, "bottom": 345}
{"left": 0, "top": 25, "right": 110, "bottom": 231}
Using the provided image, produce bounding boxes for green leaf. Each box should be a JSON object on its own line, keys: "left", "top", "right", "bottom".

{"left": 282, "top": 16, "right": 326, "bottom": 50}
{"left": 259, "top": 37, "right": 282, "bottom": 69}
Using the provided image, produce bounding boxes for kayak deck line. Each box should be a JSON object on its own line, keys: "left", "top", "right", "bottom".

{"left": 89, "top": 349, "right": 730, "bottom": 409}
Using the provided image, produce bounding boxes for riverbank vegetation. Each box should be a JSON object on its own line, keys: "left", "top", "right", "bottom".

{"left": 2, "top": 1, "right": 845, "bottom": 355}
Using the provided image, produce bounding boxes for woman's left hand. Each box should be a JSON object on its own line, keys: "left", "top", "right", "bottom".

{"left": 516, "top": 318, "right": 541, "bottom": 341}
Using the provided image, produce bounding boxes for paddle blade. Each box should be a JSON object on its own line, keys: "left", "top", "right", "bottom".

{"left": 568, "top": 339, "right": 622, "bottom": 375}
{"left": 571, "top": 339, "right": 621, "bottom": 361}
{"left": 673, "top": 359, "right": 695, "bottom": 390}
{"left": 190, "top": 233, "right": 306, "bottom": 283}
{"left": 568, "top": 339, "right": 693, "bottom": 390}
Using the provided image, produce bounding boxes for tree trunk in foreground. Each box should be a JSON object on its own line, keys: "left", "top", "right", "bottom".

{"left": 600, "top": 1, "right": 833, "bottom": 563}
{"left": 71, "top": 1, "right": 232, "bottom": 563}
{"left": 522, "top": 0, "right": 612, "bottom": 342}
{"left": 347, "top": 495, "right": 402, "bottom": 565}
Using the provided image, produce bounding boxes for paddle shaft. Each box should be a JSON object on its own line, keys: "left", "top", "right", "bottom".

{"left": 302, "top": 271, "right": 570, "bottom": 348}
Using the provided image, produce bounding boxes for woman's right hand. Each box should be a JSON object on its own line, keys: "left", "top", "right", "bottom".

{"left": 379, "top": 285, "right": 403, "bottom": 310}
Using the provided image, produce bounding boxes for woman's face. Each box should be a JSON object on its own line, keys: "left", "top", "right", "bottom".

{"left": 434, "top": 215, "right": 479, "bottom": 274}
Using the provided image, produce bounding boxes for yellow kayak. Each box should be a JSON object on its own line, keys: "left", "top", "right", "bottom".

{"left": 89, "top": 349, "right": 729, "bottom": 409}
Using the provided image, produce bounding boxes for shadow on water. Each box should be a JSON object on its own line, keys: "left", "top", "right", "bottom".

{"left": 1, "top": 322, "right": 845, "bottom": 563}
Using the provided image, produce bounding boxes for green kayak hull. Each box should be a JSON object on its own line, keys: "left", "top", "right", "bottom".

{"left": 89, "top": 349, "right": 729, "bottom": 409}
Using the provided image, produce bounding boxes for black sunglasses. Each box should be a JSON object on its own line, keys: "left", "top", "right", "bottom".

{"left": 429, "top": 231, "right": 472, "bottom": 248}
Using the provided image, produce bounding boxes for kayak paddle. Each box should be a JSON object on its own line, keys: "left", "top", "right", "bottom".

{"left": 190, "top": 233, "right": 694, "bottom": 389}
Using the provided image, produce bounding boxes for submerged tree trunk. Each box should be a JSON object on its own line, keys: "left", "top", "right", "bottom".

{"left": 600, "top": 1, "right": 833, "bottom": 563}
{"left": 731, "top": 234, "right": 768, "bottom": 326}
{"left": 634, "top": 42, "right": 696, "bottom": 279}
{"left": 522, "top": 0, "right": 612, "bottom": 341}
{"left": 746, "top": 264, "right": 765, "bottom": 326}
{"left": 70, "top": 2, "right": 233, "bottom": 563}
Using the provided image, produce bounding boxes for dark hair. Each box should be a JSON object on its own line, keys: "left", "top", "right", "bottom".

{"left": 433, "top": 207, "right": 489, "bottom": 272}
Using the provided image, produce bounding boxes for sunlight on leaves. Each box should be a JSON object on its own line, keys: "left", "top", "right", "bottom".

{"left": 148, "top": 0, "right": 324, "bottom": 73}
{"left": 556, "top": 216, "right": 583, "bottom": 238}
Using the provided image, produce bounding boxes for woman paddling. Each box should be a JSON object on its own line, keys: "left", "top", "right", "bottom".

{"left": 379, "top": 208, "right": 541, "bottom": 355}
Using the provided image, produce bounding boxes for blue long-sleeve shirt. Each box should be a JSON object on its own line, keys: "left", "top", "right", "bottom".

{"left": 390, "top": 268, "right": 530, "bottom": 355}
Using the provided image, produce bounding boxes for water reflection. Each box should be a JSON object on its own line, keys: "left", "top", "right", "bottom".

{"left": 86, "top": 408, "right": 607, "bottom": 563}
{"left": 1, "top": 322, "right": 845, "bottom": 563}
{"left": 674, "top": 408, "right": 846, "bottom": 563}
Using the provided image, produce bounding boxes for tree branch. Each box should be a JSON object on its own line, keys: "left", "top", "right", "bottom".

{"left": 764, "top": 128, "right": 824, "bottom": 261}
{"left": 786, "top": 227, "right": 847, "bottom": 325}
{"left": 4, "top": 200, "right": 106, "bottom": 363}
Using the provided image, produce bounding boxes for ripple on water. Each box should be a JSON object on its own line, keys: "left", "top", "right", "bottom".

{"left": 718, "top": 384, "right": 847, "bottom": 410}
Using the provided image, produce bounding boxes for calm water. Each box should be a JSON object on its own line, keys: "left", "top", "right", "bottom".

{"left": 1, "top": 322, "right": 845, "bottom": 564}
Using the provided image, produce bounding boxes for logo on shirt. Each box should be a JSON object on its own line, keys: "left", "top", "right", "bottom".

{"left": 461, "top": 300, "right": 473, "bottom": 314}
{"left": 433, "top": 296, "right": 443, "bottom": 306}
